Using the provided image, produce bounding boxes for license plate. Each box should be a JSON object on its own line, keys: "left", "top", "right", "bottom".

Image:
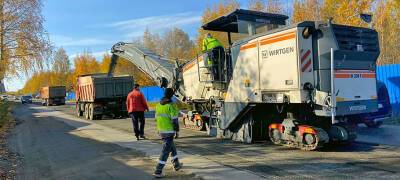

{"left": 349, "top": 105, "right": 367, "bottom": 111}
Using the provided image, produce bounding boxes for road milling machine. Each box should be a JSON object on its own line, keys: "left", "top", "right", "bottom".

{"left": 109, "top": 9, "right": 380, "bottom": 150}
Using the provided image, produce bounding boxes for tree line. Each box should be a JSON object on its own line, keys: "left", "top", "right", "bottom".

{"left": 18, "top": 0, "right": 400, "bottom": 95}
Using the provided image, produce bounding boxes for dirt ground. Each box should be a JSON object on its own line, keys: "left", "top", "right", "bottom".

{"left": 0, "top": 101, "right": 18, "bottom": 180}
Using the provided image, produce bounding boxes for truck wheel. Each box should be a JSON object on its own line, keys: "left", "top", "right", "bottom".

{"left": 76, "top": 104, "right": 83, "bottom": 117}
{"left": 84, "top": 104, "right": 90, "bottom": 119}
{"left": 89, "top": 104, "right": 94, "bottom": 120}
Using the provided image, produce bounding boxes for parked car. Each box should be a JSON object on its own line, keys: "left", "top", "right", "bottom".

{"left": 1, "top": 95, "right": 8, "bottom": 101}
{"left": 21, "top": 96, "right": 33, "bottom": 104}
{"left": 354, "top": 81, "right": 392, "bottom": 128}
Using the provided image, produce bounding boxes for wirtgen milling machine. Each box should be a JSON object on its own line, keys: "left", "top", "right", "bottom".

{"left": 109, "top": 9, "right": 380, "bottom": 150}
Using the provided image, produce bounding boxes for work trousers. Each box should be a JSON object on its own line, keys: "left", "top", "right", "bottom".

{"left": 155, "top": 133, "right": 179, "bottom": 173}
{"left": 208, "top": 46, "right": 225, "bottom": 81}
{"left": 130, "top": 111, "right": 145, "bottom": 137}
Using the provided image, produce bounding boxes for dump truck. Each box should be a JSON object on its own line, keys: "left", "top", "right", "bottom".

{"left": 40, "top": 86, "right": 66, "bottom": 106}
{"left": 75, "top": 74, "right": 134, "bottom": 120}
{"left": 109, "top": 9, "right": 381, "bottom": 150}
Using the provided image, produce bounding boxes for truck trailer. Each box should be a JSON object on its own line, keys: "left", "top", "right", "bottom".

{"left": 109, "top": 9, "right": 382, "bottom": 150}
{"left": 75, "top": 74, "right": 134, "bottom": 120}
{"left": 40, "top": 86, "right": 66, "bottom": 106}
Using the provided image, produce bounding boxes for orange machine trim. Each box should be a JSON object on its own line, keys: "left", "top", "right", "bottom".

{"left": 183, "top": 58, "right": 204, "bottom": 73}
{"left": 260, "top": 33, "right": 296, "bottom": 46}
{"left": 240, "top": 31, "right": 296, "bottom": 51}
{"left": 334, "top": 73, "right": 376, "bottom": 78}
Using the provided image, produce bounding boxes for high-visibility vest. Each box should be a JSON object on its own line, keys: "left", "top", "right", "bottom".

{"left": 203, "top": 37, "right": 223, "bottom": 66}
{"left": 155, "top": 102, "right": 179, "bottom": 133}
{"left": 202, "top": 37, "right": 223, "bottom": 52}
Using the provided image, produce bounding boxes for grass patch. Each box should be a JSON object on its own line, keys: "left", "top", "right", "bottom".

{"left": 0, "top": 101, "right": 11, "bottom": 128}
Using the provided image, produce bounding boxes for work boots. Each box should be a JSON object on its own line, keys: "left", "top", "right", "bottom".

{"left": 172, "top": 159, "right": 183, "bottom": 171}
{"left": 153, "top": 159, "right": 183, "bottom": 178}
{"left": 153, "top": 163, "right": 165, "bottom": 178}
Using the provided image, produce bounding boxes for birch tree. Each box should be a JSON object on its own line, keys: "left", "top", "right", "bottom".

{"left": 0, "top": 0, "right": 51, "bottom": 80}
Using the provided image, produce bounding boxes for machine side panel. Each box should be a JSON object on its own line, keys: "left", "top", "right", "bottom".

{"left": 225, "top": 38, "right": 260, "bottom": 103}
{"left": 334, "top": 70, "right": 378, "bottom": 115}
{"left": 297, "top": 27, "right": 315, "bottom": 103}
{"left": 258, "top": 29, "right": 299, "bottom": 91}
{"left": 221, "top": 39, "right": 259, "bottom": 130}
{"left": 182, "top": 55, "right": 221, "bottom": 100}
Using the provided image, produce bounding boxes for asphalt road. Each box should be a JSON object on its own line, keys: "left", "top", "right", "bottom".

{"left": 8, "top": 103, "right": 196, "bottom": 180}
{"left": 34, "top": 102, "right": 400, "bottom": 179}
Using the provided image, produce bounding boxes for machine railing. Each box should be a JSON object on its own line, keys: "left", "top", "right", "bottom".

{"left": 196, "top": 50, "right": 231, "bottom": 85}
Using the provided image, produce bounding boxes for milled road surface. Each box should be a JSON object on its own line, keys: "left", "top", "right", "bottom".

{"left": 8, "top": 104, "right": 196, "bottom": 180}
{"left": 9, "top": 102, "right": 400, "bottom": 179}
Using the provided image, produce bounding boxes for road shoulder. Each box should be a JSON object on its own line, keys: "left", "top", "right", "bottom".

{"left": 0, "top": 101, "right": 18, "bottom": 179}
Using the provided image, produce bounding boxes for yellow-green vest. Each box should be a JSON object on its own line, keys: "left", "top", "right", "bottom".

{"left": 155, "top": 102, "right": 179, "bottom": 133}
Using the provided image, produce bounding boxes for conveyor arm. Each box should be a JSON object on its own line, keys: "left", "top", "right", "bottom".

{"left": 108, "top": 42, "right": 186, "bottom": 101}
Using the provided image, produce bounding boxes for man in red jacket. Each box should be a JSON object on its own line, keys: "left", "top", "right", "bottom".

{"left": 126, "top": 84, "right": 149, "bottom": 140}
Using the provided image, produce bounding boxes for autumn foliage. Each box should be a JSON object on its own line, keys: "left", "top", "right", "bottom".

{"left": 292, "top": 0, "right": 400, "bottom": 65}
{"left": 21, "top": 50, "right": 155, "bottom": 94}
{"left": 20, "top": 0, "right": 400, "bottom": 94}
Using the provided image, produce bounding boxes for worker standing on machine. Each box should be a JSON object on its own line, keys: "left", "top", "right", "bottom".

{"left": 202, "top": 33, "right": 224, "bottom": 81}
{"left": 153, "top": 88, "right": 182, "bottom": 178}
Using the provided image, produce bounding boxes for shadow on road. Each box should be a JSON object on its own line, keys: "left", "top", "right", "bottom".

{"left": 9, "top": 104, "right": 197, "bottom": 180}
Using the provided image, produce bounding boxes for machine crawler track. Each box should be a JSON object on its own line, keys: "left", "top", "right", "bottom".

{"left": 182, "top": 116, "right": 206, "bottom": 131}
{"left": 269, "top": 126, "right": 329, "bottom": 151}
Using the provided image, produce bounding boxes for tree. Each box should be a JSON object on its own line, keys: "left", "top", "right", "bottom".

{"left": 248, "top": 0, "right": 266, "bottom": 11}
{"left": 248, "top": 0, "right": 283, "bottom": 14}
{"left": 320, "top": 0, "right": 373, "bottom": 26}
{"left": 292, "top": 0, "right": 322, "bottom": 23}
{"left": 0, "top": 0, "right": 51, "bottom": 80}
{"left": 52, "top": 47, "right": 70, "bottom": 86}
{"left": 143, "top": 27, "right": 163, "bottom": 55}
{"left": 99, "top": 53, "right": 155, "bottom": 86}
{"left": 373, "top": 0, "right": 400, "bottom": 65}
{"left": 52, "top": 47, "right": 70, "bottom": 73}
{"left": 197, "top": 0, "right": 240, "bottom": 52}
{"left": 72, "top": 52, "right": 100, "bottom": 88}
{"left": 162, "top": 27, "right": 196, "bottom": 60}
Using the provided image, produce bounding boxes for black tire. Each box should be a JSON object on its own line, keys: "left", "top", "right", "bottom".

{"left": 365, "top": 121, "right": 383, "bottom": 128}
{"left": 84, "top": 104, "right": 90, "bottom": 119}
{"left": 76, "top": 103, "right": 83, "bottom": 117}
{"left": 88, "top": 104, "right": 94, "bottom": 120}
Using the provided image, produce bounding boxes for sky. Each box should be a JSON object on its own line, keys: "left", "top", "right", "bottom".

{"left": 5, "top": 0, "right": 292, "bottom": 92}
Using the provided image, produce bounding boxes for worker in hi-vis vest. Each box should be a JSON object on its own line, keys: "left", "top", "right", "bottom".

{"left": 153, "top": 88, "right": 182, "bottom": 178}
{"left": 202, "top": 33, "right": 225, "bottom": 81}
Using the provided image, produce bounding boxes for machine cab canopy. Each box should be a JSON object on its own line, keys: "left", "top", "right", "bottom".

{"left": 202, "top": 9, "right": 288, "bottom": 37}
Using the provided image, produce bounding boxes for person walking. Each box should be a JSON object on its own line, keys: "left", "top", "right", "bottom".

{"left": 126, "top": 84, "right": 149, "bottom": 140}
{"left": 153, "top": 88, "right": 182, "bottom": 178}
